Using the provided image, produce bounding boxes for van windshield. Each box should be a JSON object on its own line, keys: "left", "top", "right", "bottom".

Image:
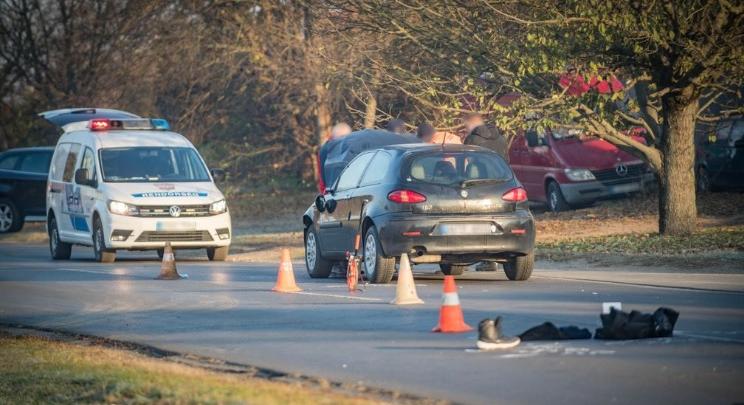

{"left": 407, "top": 151, "right": 512, "bottom": 186}
{"left": 100, "top": 147, "right": 210, "bottom": 182}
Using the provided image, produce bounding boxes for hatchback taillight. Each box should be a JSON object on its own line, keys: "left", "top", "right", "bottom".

{"left": 502, "top": 187, "right": 527, "bottom": 202}
{"left": 388, "top": 190, "right": 427, "bottom": 203}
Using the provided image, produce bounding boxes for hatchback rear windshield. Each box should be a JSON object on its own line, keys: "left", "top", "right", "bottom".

{"left": 406, "top": 152, "right": 512, "bottom": 186}
{"left": 100, "top": 147, "right": 210, "bottom": 182}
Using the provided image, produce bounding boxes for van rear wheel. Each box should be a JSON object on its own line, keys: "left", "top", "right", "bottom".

{"left": 49, "top": 216, "right": 71, "bottom": 260}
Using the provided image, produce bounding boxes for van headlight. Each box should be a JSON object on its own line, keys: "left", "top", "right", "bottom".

{"left": 209, "top": 199, "right": 227, "bottom": 214}
{"left": 564, "top": 169, "right": 595, "bottom": 181}
{"left": 108, "top": 200, "right": 139, "bottom": 216}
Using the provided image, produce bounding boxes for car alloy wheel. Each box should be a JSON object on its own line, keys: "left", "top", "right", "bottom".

{"left": 0, "top": 203, "right": 12, "bottom": 232}
{"left": 305, "top": 231, "right": 317, "bottom": 270}
{"left": 364, "top": 233, "right": 377, "bottom": 276}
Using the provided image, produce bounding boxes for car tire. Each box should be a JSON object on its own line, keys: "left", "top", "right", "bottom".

{"left": 207, "top": 246, "right": 228, "bottom": 261}
{"left": 503, "top": 250, "right": 534, "bottom": 281}
{"left": 305, "top": 227, "right": 333, "bottom": 278}
{"left": 93, "top": 217, "right": 116, "bottom": 263}
{"left": 48, "top": 216, "right": 72, "bottom": 260}
{"left": 547, "top": 181, "right": 570, "bottom": 212}
{"left": 0, "top": 198, "right": 23, "bottom": 233}
{"left": 440, "top": 263, "right": 468, "bottom": 275}
{"left": 363, "top": 225, "right": 395, "bottom": 284}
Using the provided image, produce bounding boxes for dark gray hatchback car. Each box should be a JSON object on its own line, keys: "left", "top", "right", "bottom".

{"left": 303, "top": 143, "right": 536, "bottom": 283}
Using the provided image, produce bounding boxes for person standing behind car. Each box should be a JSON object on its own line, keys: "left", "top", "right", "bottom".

{"left": 416, "top": 122, "right": 436, "bottom": 143}
{"left": 463, "top": 112, "right": 508, "bottom": 160}
{"left": 317, "top": 122, "right": 352, "bottom": 192}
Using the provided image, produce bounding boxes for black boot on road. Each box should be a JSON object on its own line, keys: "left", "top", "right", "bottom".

{"left": 477, "top": 317, "right": 520, "bottom": 350}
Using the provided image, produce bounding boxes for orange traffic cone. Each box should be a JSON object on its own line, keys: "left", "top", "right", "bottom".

{"left": 432, "top": 275, "right": 472, "bottom": 333}
{"left": 391, "top": 253, "right": 424, "bottom": 305}
{"left": 157, "top": 242, "right": 184, "bottom": 280}
{"left": 272, "top": 248, "right": 302, "bottom": 293}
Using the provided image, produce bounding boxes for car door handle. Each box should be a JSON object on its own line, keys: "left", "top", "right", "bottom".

{"left": 49, "top": 189, "right": 60, "bottom": 193}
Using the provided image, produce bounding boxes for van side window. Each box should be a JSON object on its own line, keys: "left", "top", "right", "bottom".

{"left": 50, "top": 144, "right": 71, "bottom": 181}
{"left": 62, "top": 144, "right": 81, "bottom": 182}
{"left": 79, "top": 147, "right": 96, "bottom": 181}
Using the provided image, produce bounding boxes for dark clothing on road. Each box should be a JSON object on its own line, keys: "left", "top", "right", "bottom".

{"left": 464, "top": 125, "right": 508, "bottom": 160}
{"left": 595, "top": 307, "right": 679, "bottom": 340}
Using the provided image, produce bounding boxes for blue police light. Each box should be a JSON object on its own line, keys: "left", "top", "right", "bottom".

{"left": 150, "top": 119, "right": 170, "bottom": 130}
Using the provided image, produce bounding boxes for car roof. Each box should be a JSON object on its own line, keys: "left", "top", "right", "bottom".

{"left": 379, "top": 143, "right": 490, "bottom": 153}
{"left": 39, "top": 108, "right": 140, "bottom": 127}
{"left": 0, "top": 146, "right": 55, "bottom": 154}
{"left": 59, "top": 130, "right": 193, "bottom": 149}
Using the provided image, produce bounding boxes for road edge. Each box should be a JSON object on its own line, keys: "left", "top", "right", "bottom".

{"left": 0, "top": 323, "right": 449, "bottom": 405}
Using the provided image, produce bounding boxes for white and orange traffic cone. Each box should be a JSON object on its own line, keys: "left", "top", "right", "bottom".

{"left": 432, "top": 275, "right": 472, "bottom": 333}
{"left": 391, "top": 253, "right": 424, "bottom": 305}
{"left": 156, "top": 242, "right": 185, "bottom": 280}
{"left": 272, "top": 248, "right": 302, "bottom": 293}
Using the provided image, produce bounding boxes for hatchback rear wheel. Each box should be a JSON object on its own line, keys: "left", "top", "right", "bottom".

{"left": 363, "top": 225, "right": 395, "bottom": 284}
{"left": 503, "top": 251, "right": 534, "bottom": 281}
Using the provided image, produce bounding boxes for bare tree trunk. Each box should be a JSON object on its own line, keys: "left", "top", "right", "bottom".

{"left": 314, "top": 82, "right": 332, "bottom": 187}
{"left": 364, "top": 90, "right": 377, "bottom": 128}
{"left": 659, "top": 94, "right": 698, "bottom": 235}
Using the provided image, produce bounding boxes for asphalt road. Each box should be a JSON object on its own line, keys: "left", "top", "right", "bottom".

{"left": 1, "top": 243, "right": 743, "bottom": 404}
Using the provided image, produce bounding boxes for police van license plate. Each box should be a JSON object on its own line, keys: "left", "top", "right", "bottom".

{"left": 156, "top": 222, "right": 197, "bottom": 231}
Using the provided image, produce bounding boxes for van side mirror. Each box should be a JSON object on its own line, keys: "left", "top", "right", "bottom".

{"left": 315, "top": 195, "right": 326, "bottom": 212}
{"left": 74, "top": 168, "right": 96, "bottom": 188}
{"left": 210, "top": 168, "right": 226, "bottom": 182}
{"left": 524, "top": 131, "right": 540, "bottom": 148}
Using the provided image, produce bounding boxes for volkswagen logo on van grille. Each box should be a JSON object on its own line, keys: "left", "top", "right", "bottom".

{"left": 615, "top": 164, "right": 628, "bottom": 177}
{"left": 169, "top": 206, "right": 181, "bottom": 217}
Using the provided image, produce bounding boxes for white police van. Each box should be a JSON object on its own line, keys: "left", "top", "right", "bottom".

{"left": 42, "top": 108, "right": 231, "bottom": 262}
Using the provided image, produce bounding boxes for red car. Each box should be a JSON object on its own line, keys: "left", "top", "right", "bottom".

{"left": 508, "top": 127, "right": 655, "bottom": 211}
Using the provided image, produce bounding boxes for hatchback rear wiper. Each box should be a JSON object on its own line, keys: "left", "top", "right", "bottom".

{"left": 458, "top": 178, "right": 507, "bottom": 188}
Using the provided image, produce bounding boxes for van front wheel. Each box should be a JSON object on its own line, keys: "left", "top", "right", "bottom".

{"left": 207, "top": 246, "right": 228, "bottom": 261}
{"left": 547, "top": 181, "right": 570, "bottom": 212}
{"left": 93, "top": 217, "right": 116, "bottom": 263}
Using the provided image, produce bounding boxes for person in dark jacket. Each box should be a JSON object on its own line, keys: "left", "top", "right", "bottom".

{"left": 416, "top": 122, "right": 436, "bottom": 143}
{"left": 463, "top": 113, "right": 508, "bottom": 160}
{"left": 386, "top": 119, "right": 406, "bottom": 134}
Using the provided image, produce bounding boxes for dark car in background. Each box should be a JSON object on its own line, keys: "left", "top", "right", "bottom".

{"left": 303, "top": 144, "right": 536, "bottom": 283}
{"left": 695, "top": 116, "right": 744, "bottom": 192}
{"left": 0, "top": 147, "right": 54, "bottom": 232}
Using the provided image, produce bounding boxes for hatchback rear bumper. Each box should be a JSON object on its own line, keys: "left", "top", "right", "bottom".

{"left": 374, "top": 210, "right": 535, "bottom": 260}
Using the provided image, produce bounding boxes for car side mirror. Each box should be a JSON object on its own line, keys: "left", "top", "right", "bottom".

{"left": 315, "top": 195, "right": 326, "bottom": 212}
{"left": 210, "top": 168, "right": 226, "bottom": 182}
{"left": 74, "top": 168, "right": 96, "bottom": 188}
{"left": 325, "top": 198, "right": 337, "bottom": 213}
